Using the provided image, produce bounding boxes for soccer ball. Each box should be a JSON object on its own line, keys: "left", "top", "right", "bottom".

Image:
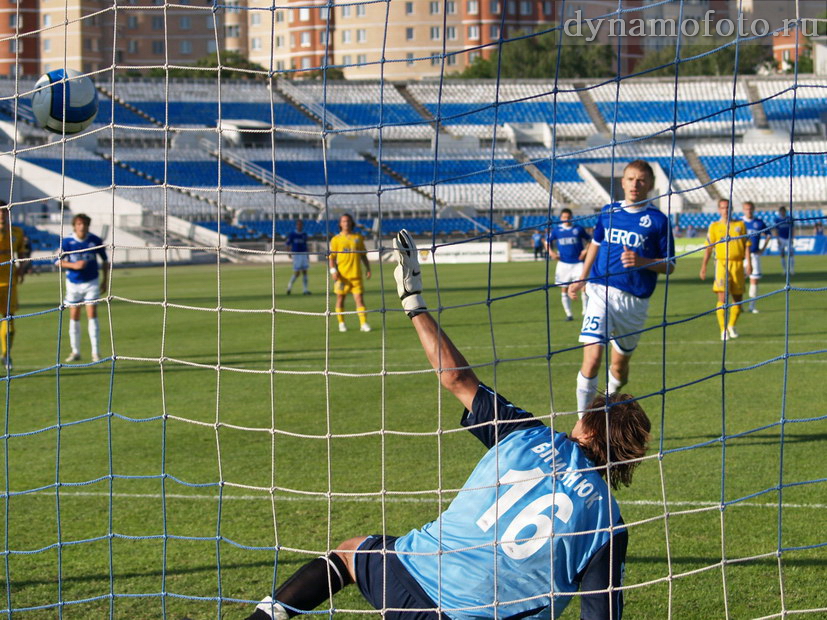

{"left": 31, "top": 68, "right": 99, "bottom": 134}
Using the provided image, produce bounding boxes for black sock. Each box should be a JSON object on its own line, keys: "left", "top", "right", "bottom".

{"left": 270, "top": 554, "right": 353, "bottom": 618}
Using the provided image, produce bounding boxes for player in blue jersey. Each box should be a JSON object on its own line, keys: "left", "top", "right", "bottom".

{"left": 244, "top": 230, "right": 652, "bottom": 620}
{"left": 532, "top": 229, "right": 545, "bottom": 260}
{"left": 546, "top": 208, "right": 591, "bottom": 321}
{"left": 741, "top": 201, "right": 771, "bottom": 313}
{"left": 567, "top": 160, "right": 675, "bottom": 416}
{"left": 285, "top": 219, "right": 311, "bottom": 295}
{"left": 60, "top": 214, "right": 109, "bottom": 363}
{"left": 773, "top": 205, "right": 794, "bottom": 276}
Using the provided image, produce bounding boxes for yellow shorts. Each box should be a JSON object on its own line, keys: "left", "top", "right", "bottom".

{"left": 334, "top": 275, "right": 364, "bottom": 296}
{"left": 713, "top": 261, "right": 745, "bottom": 296}
{"left": 0, "top": 285, "right": 18, "bottom": 317}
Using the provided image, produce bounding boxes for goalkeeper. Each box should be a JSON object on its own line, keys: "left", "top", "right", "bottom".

{"left": 245, "top": 230, "right": 651, "bottom": 620}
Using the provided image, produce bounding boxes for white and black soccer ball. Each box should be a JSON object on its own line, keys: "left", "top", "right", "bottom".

{"left": 31, "top": 68, "right": 99, "bottom": 134}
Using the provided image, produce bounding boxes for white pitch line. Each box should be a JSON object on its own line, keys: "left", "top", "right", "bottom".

{"left": 25, "top": 490, "right": 826, "bottom": 510}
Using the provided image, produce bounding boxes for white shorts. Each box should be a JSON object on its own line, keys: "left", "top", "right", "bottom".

{"left": 555, "top": 261, "right": 584, "bottom": 287}
{"left": 776, "top": 237, "right": 792, "bottom": 254}
{"left": 65, "top": 278, "right": 100, "bottom": 305}
{"left": 745, "top": 253, "right": 762, "bottom": 279}
{"left": 579, "top": 283, "right": 650, "bottom": 354}
{"left": 291, "top": 254, "right": 310, "bottom": 271}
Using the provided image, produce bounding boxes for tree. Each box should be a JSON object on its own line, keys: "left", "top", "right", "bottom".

{"left": 634, "top": 36, "right": 774, "bottom": 77}
{"left": 147, "top": 51, "right": 267, "bottom": 80}
{"left": 455, "top": 24, "right": 615, "bottom": 79}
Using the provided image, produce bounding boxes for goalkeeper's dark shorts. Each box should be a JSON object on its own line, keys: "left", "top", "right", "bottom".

{"left": 354, "top": 535, "right": 446, "bottom": 620}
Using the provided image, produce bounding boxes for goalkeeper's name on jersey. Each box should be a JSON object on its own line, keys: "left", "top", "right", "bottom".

{"left": 530, "top": 441, "right": 604, "bottom": 510}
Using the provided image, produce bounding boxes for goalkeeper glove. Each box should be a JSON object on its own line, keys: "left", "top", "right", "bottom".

{"left": 393, "top": 230, "right": 427, "bottom": 318}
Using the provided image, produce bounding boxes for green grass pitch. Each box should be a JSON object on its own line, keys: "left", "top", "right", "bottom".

{"left": 2, "top": 254, "right": 825, "bottom": 619}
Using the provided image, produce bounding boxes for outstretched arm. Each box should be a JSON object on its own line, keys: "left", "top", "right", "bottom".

{"left": 393, "top": 230, "right": 478, "bottom": 411}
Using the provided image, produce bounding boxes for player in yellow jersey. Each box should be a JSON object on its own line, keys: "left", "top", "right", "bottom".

{"left": 0, "top": 204, "right": 30, "bottom": 370}
{"left": 329, "top": 214, "right": 372, "bottom": 333}
{"left": 699, "top": 199, "right": 751, "bottom": 341}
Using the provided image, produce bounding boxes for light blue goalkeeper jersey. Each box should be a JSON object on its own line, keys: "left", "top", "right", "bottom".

{"left": 394, "top": 424, "right": 622, "bottom": 619}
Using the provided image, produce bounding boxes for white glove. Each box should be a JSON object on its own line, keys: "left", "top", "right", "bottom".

{"left": 393, "top": 230, "right": 427, "bottom": 318}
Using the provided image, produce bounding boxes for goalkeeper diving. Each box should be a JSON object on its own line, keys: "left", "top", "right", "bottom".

{"left": 244, "top": 230, "right": 652, "bottom": 620}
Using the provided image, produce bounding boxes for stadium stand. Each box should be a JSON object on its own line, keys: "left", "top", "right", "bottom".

{"left": 753, "top": 78, "right": 827, "bottom": 135}
{"left": 405, "top": 81, "right": 596, "bottom": 139}
{"left": 696, "top": 140, "right": 827, "bottom": 204}
{"left": 590, "top": 80, "right": 755, "bottom": 137}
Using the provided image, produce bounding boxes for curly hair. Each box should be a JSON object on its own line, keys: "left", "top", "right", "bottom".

{"left": 578, "top": 393, "right": 651, "bottom": 490}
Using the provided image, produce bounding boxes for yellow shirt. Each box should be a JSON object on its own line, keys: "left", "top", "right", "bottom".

{"left": 707, "top": 219, "right": 748, "bottom": 262}
{"left": 330, "top": 232, "right": 367, "bottom": 280}
{"left": 0, "top": 226, "right": 27, "bottom": 287}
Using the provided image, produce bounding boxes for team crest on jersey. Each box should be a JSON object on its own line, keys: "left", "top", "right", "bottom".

{"left": 639, "top": 214, "right": 652, "bottom": 228}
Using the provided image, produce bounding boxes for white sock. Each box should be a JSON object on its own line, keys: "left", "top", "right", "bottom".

{"left": 748, "top": 282, "right": 758, "bottom": 309}
{"left": 561, "top": 293, "right": 572, "bottom": 317}
{"left": 576, "top": 371, "right": 599, "bottom": 418}
{"left": 789, "top": 255, "right": 795, "bottom": 274}
{"left": 88, "top": 318, "right": 100, "bottom": 356}
{"left": 287, "top": 274, "right": 298, "bottom": 291}
{"left": 302, "top": 273, "right": 309, "bottom": 292}
{"left": 255, "top": 596, "right": 289, "bottom": 620}
{"left": 608, "top": 371, "right": 624, "bottom": 395}
{"left": 69, "top": 319, "right": 81, "bottom": 354}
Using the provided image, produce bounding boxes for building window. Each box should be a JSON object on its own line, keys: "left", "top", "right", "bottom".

{"left": 430, "top": 26, "right": 440, "bottom": 40}
{"left": 489, "top": 24, "right": 499, "bottom": 39}
{"left": 520, "top": 0, "right": 531, "bottom": 15}
{"left": 250, "top": 12, "right": 260, "bottom": 26}
{"left": 179, "top": 16, "right": 191, "bottom": 29}
{"left": 152, "top": 16, "right": 163, "bottom": 30}
{"left": 275, "top": 35, "right": 284, "bottom": 47}
{"left": 356, "top": 4, "right": 365, "bottom": 16}
{"left": 298, "top": 7, "right": 309, "bottom": 21}
{"left": 405, "top": 1, "right": 414, "bottom": 14}
{"left": 357, "top": 53, "right": 367, "bottom": 64}
{"left": 446, "top": 26, "right": 456, "bottom": 40}
{"left": 250, "top": 37, "right": 261, "bottom": 50}
{"left": 43, "top": 14, "right": 51, "bottom": 26}
{"left": 8, "top": 14, "right": 17, "bottom": 28}
{"left": 356, "top": 28, "right": 366, "bottom": 43}
{"left": 205, "top": 15, "right": 215, "bottom": 29}
{"left": 508, "top": 1, "right": 516, "bottom": 14}
{"left": 406, "top": 52, "right": 414, "bottom": 65}
{"left": 469, "top": 50, "right": 480, "bottom": 62}
{"left": 320, "top": 30, "right": 327, "bottom": 44}
{"left": 446, "top": 1, "right": 456, "bottom": 13}
{"left": 467, "top": 0, "right": 479, "bottom": 14}
{"left": 180, "top": 40, "right": 192, "bottom": 54}
{"left": 127, "top": 39, "right": 138, "bottom": 53}
{"left": 301, "top": 57, "right": 311, "bottom": 69}
{"left": 406, "top": 27, "right": 414, "bottom": 40}
{"left": 43, "top": 38, "right": 51, "bottom": 51}
{"left": 429, "top": 1, "right": 439, "bottom": 15}
{"left": 225, "top": 24, "right": 240, "bottom": 38}
{"left": 275, "top": 10, "right": 284, "bottom": 22}
{"left": 490, "top": 0, "right": 500, "bottom": 13}
{"left": 543, "top": 1, "right": 552, "bottom": 16}
{"left": 276, "top": 60, "right": 285, "bottom": 71}
{"left": 343, "top": 54, "right": 352, "bottom": 65}
{"left": 152, "top": 40, "right": 164, "bottom": 54}
{"left": 341, "top": 5, "right": 351, "bottom": 18}
{"left": 320, "top": 7, "right": 329, "bottom": 20}
{"left": 300, "top": 31, "right": 311, "bottom": 47}
{"left": 430, "top": 52, "right": 440, "bottom": 66}
{"left": 447, "top": 54, "right": 457, "bottom": 66}
{"left": 342, "top": 29, "right": 351, "bottom": 43}
{"left": 467, "top": 25, "right": 479, "bottom": 40}
{"left": 207, "top": 40, "right": 217, "bottom": 53}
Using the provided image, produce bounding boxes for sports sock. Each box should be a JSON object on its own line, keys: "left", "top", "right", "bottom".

{"left": 88, "top": 318, "right": 100, "bottom": 356}
{"left": 69, "top": 319, "right": 81, "bottom": 354}
{"left": 576, "top": 371, "right": 599, "bottom": 418}
{"left": 302, "top": 273, "right": 309, "bottom": 292}
{"left": 748, "top": 282, "right": 758, "bottom": 309}
{"left": 245, "top": 555, "right": 353, "bottom": 620}
{"left": 716, "top": 302, "right": 726, "bottom": 332}
{"left": 561, "top": 293, "right": 572, "bottom": 317}
{"left": 789, "top": 255, "right": 795, "bottom": 275}
{"left": 728, "top": 303, "right": 741, "bottom": 328}
{"left": 286, "top": 274, "right": 297, "bottom": 292}
{"left": 607, "top": 371, "right": 624, "bottom": 395}
{"left": 335, "top": 306, "right": 345, "bottom": 324}
{"left": 0, "top": 319, "right": 9, "bottom": 358}
{"left": 357, "top": 305, "right": 367, "bottom": 326}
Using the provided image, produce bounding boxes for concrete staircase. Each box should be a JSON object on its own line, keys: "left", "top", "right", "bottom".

{"left": 746, "top": 82, "right": 770, "bottom": 130}
{"left": 683, "top": 147, "right": 721, "bottom": 202}
{"left": 575, "top": 83, "right": 609, "bottom": 134}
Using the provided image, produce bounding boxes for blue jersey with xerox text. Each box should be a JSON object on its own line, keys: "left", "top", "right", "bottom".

{"left": 61, "top": 234, "right": 107, "bottom": 284}
{"left": 394, "top": 385, "right": 623, "bottom": 620}
{"left": 286, "top": 230, "right": 309, "bottom": 253}
{"left": 589, "top": 202, "right": 674, "bottom": 299}
{"left": 549, "top": 224, "right": 591, "bottom": 264}
{"left": 742, "top": 217, "right": 769, "bottom": 254}
{"left": 773, "top": 214, "right": 792, "bottom": 240}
